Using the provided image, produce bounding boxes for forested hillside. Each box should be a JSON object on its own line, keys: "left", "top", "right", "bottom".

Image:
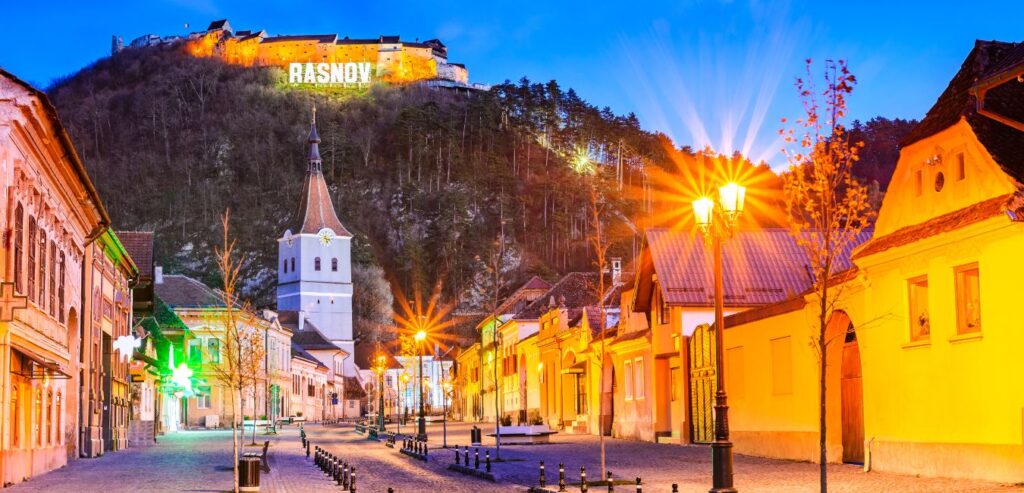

{"left": 46, "top": 44, "right": 911, "bottom": 316}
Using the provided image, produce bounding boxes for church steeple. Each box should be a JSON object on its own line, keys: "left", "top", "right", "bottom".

{"left": 308, "top": 106, "right": 322, "bottom": 172}
{"left": 285, "top": 107, "right": 351, "bottom": 237}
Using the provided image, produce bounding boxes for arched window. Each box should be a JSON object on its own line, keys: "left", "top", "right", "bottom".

{"left": 38, "top": 231, "right": 46, "bottom": 311}
{"left": 58, "top": 252, "right": 66, "bottom": 324}
{"left": 14, "top": 204, "right": 23, "bottom": 293}
{"left": 27, "top": 217, "right": 36, "bottom": 302}
{"left": 46, "top": 390, "right": 52, "bottom": 445}
{"left": 331, "top": 258, "right": 338, "bottom": 272}
{"left": 49, "top": 241, "right": 56, "bottom": 317}
{"left": 314, "top": 257, "right": 321, "bottom": 271}
{"left": 55, "top": 392, "right": 62, "bottom": 445}
{"left": 11, "top": 385, "right": 18, "bottom": 447}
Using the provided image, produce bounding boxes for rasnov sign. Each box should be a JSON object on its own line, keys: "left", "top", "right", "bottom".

{"left": 289, "top": 62, "right": 373, "bottom": 85}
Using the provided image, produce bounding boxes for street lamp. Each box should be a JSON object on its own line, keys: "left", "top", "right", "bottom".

{"left": 374, "top": 354, "right": 387, "bottom": 432}
{"left": 692, "top": 181, "right": 745, "bottom": 493}
{"left": 414, "top": 328, "right": 428, "bottom": 440}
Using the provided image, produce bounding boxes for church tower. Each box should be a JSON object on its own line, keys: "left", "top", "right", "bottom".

{"left": 277, "top": 109, "right": 354, "bottom": 359}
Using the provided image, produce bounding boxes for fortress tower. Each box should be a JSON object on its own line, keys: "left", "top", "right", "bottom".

{"left": 276, "top": 109, "right": 354, "bottom": 360}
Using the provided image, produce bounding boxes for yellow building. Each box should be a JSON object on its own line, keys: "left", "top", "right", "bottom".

{"left": 723, "top": 40, "right": 1024, "bottom": 482}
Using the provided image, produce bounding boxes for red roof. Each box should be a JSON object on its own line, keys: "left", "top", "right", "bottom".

{"left": 638, "top": 228, "right": 870, "bottom": 308}
{"left": 290, "top": 171, "right": 351, "bottom": 236}
{"left": 116, "top": 231, "right": 154, "bottom": 278}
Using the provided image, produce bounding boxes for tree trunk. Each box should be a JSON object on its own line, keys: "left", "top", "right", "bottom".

{"left": 819, "top": 281, "right": 829, "bottom": 493}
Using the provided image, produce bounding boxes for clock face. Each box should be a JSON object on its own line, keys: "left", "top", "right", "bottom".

{"left": 318, "top": 228, "right": 335, "bottom": 246}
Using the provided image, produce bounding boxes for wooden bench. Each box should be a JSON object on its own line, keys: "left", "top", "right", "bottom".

{"left": 243, "top": 440, "right": 270, "bottom": 473}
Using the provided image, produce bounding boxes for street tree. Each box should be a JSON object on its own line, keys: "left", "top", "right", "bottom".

{"left": 780, "top": 59, "right": 874, "bottom": 493}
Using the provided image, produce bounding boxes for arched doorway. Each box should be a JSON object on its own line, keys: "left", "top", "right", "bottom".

{"left": 688, "top": 324, "right": 716, "bottom": 443}
{"left": 840, "top": 319, "right": 864, "bottom": 463}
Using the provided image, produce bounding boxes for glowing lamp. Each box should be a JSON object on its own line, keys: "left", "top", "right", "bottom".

{"left": 414, "top": 330, "right": 427, "bottom": 342}
{"left": 719, "top": 182, "right": 746, "bottom": 215}
{"left": 401, "top": 373, "right": 411, "bottom": 384}
{"left": 692, "top": 197, "right": 715, "bottom": 228}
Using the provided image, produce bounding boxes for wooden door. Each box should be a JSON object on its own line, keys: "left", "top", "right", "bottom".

{"left": 841, "top": 340, "right": 865, "bottom": 463}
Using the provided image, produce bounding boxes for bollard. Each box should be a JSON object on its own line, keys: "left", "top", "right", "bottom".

{"left": 335, "top": 459, "right": 343, "bottom": 485}
{"left": 539, "top": 461, "right": 546, "bottom": 488}
{"left": 606, "top": 471, "right": 613, "bottom": 492}
{"left": 349, "top": 466, "right": 356, "bottom": 493}
{"left": 463, "top": 446, "right": 469, "bottom": 466}
{"left": 315, "top": 448, "right": 320, "bottom": 469}
{"left": 343, "top": 463, "right": 350, "bottom": 488}
{"left": 671, "top": 484, "right": 678, "bottom": 493}
{"left": 455, "top": 446, "right": 461, "bottom": 465}
{"left": 327, "top": 454, "right": 334, "bottom": 476}
{"left": 558, "top": 463, "right": 566, "bottom": 492}
{"left": 306, "top": 441, "right": 310, "bottom": 459}
{"left": 635, "top": 477, "right": 642, "bottom": 493}
{"left": 474, "top": 448, "right": 480, "bottom": 469}
{"left": 486, "top": 450, "right": 491, "bottom": 472}
{"left": 333, "top": 457, "right": 340, "bottom": 481}
{"left": 423, "top": 440, "right": 428, "bottom": 456}
{"left": 581, "top": 466, "right": 588, "bottom": 493}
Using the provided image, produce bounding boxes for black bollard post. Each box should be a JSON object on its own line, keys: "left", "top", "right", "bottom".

{"left": 635, "top": 477, "right": 642, "bottom": 493}
{"left": 333, "top": 458, "right": 340, "bottom": 481}
{"left": 336, "top": 460, "right": 343, "bottom": 485}
{"left": 474, "top": 448, "right": 480, "bottom": 469}
{"left": 486, "top": 450, "right": 491, "bottom": 472}
{"left": 581, "top": 466, "right": 588, "bottom": 493}
{"left": 349, "top": 466, "right": 356, "bottom": 493}
{"left": 326, "top": 454, "right": 333, "bottom": 476}
{"left": 539, "top": 461, "right": 546, "bottom": 488}
{"left": 454, "top": 446, "right": 460, "bottom": 465}
{"left": 463, "top": 446, "right": 469, "bottom": 465}
{"left": 315, "top": 448, "right": 320, "bottom": 469}
{"left": 558, "top": 463, "right": 566, "bottom": 492}
{"left": 606, "top": 471, "right": 613, "bottom": 492}
{"left": 306, "top": 441, "right": 310, "bottom": 460}
{"left": 343, "top": 463, "right": 349, "bottom": 489}
{"left": 423, "top": 440, "right": 428, "bottom": 456}
{"left": 671, "top": 484, "right": 678, "bottom": 493}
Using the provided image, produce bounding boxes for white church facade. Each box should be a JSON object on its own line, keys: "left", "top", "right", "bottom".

{"left": 277, "top": 110, "right": 358, "bottom": 375}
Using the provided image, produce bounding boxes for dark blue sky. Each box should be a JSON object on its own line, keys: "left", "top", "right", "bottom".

{"left": 4, "top": 0, "right": 1023, "bottom": 164}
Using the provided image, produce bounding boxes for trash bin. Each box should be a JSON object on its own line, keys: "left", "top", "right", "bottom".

{"left": 239, "top": 456, "right": 261, "bottom": 492}
{"left": 471, "top": 426, "right": 481, "bottom": 444}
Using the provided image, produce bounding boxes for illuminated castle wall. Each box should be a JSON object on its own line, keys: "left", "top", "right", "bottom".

{"left": 177, "top": 19, "right": 469, "bottom": 85}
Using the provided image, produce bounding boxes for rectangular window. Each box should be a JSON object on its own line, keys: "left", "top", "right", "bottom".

{"left": 623, "top": 360, "right": 633, "bottom": 400}
{"left": 660, "top": 297, "right": 670, "bottom": 325}
{"left": 331, "top": 258, "right": 338, "bottom": 272}
{"left": 197, "top": 388, "right": 212, "bottom": 409}
{"left": 955, "top": 264, "right": 981, "bottom": 334}
{"left": 188, "top": 339, "right": 203, "bottom": 365}
{"left": 38, "top": 232, "right": 46, "bottom": 310}
{"left": 58, "top": 252, "right": 66, "bottom": 323}
{"left": 48, "top": 242, "right": 56, "bottom": 317}
{"left": 908, "top": 276, "right": 930, "bottom": 342}
{"left": 13, "top": 205, "right": 23, "bottom": 293}
{"left": 915, "top": 169, "right": 924, "bottom": 196}
{"left": 208, "top": 338, "right": 221, "bottom": 363}
{"left": 770, "top": 337, "right": 792, "bottom": 395}
{"left": 670, "top": 366, "right": 681, "bottom": 401}
{"left": 956, "top": 153, "right": 966, "bottom": 181}
{"left": 27, "top": 218, "right": 35, "bottom": 303}
{"left": 633, "top": 357, "right": 645, "bottom": 399}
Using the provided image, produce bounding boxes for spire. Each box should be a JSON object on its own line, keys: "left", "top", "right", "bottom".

{"left": 308, "top": 106, "right": 322, "bottom": 172}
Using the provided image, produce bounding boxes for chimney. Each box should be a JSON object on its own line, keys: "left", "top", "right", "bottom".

{"left": 611, "top": 257, "right": 622, "bottom": 284}
{"left": 154, "top": 265, "right": 164, "bottom": 284}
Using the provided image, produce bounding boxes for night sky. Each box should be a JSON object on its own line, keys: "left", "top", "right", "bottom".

{"left": 5, "top": 0, "right": 1024, "bottom": 164}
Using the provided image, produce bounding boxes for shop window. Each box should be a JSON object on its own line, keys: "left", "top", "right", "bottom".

{"left": 10, "top": 386, "right": 18, "bottom": 447}
{"left": 46, "top": 390, "right": 52, "bottom": 445}
{"left": 908, "top": 276, "right": 930, "bottom": 342}
{"left": 34, "top": 388, "right": 42, "bottom": 446}
{"left": 955, "top": 264, "right": 981, "bottom": 334}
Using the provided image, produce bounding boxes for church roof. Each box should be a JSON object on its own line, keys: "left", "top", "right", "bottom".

{"left": 901, "top": 40, "right": 1024, "bottom": 183}
{"left": 293, "top": 319, "right": 341, "bottom": 350}
{"left": 287, "top": 113, "right": 352, "bottom": 236}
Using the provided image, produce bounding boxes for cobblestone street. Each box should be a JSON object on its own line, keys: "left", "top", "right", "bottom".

{"left": 10, "top": 423, "right": 1021, "bottom": 492}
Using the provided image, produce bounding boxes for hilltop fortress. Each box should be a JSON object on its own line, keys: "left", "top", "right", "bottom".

{"left": 119, "top": 19, "right": 481, "bottom": 89}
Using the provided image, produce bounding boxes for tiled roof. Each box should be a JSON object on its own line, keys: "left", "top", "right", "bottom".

{"left": 515, "top": 272, "right": 600, "bottom": 320}
{"left": 343, "top": 376, "right": 367, "bottom": 399}
{"left": 116, "top": 231, "right": 154, "bottom": 278}
{"left": 522, "top": 275, "right": 552, "bottom": 290}
{"left": 207, "top": 19, "right": 229, "bottom": 30}
{"left": 291, "top": 342, "right": 326, "bottom": 368}
{"left": 901, "top": 40, "right": 1024, "bottom": 183}
{"left": 154, "top": 275, "right": 224, "bottom": 308}
{"left": 292, "top": 320, "right": 339, "bottom": 350}
{"left": 641, "top": 228, "right": 871, "bottom": 307}
{"left": 854, "top": 194, "right": 1012, "bottom": 258}
{"left": 352, "top": 341, "right": 403, "bottom": 371}
{"left": 493, "top": 276, "right": 552, "bottom": 316}
{"left": 288, "top": 122, "right": 351, "bottom": 236}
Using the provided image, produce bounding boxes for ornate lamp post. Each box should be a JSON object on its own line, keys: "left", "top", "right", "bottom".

{"left": 374, "top": 355, "right": 387, "bottom": 432}
{"left": 692, "top": 181, "right": 745, "bottom": 493}
{"left": 415, "top": 329, "right": 428, "bottom": 440}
